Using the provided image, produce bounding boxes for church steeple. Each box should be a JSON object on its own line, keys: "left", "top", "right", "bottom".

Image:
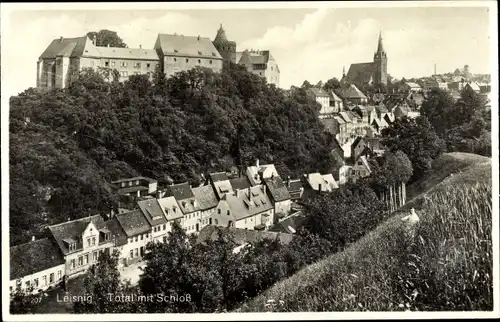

{"left": 376, "top": 31, "right": 385, "bottom": 54}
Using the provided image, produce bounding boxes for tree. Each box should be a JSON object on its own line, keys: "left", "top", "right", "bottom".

{"left": 86, "top": 30, "right": 127, "bottom": 48}
{"left": 10, "top": 286, "right": 43, "bottom": 314}
{"left": 73, "top": 250, "right": 144, "bottom": 313}
{"left": 381, "top": 116, "right": 444, "bottom": 182}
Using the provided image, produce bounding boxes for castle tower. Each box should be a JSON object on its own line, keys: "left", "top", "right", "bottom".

{"left": 373, "top": 31, "right": 388, "bottom": 86}
{"left": 212, "top": 23, "right": 237, "bottom": 64}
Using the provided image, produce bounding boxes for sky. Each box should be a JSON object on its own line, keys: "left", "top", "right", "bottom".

{"left": 0, "top": 3, "right": 494, "bottom": 97}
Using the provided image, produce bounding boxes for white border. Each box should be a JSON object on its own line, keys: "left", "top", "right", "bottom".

{"left": 1, "top": 1, "right": 499, "bottom": 321}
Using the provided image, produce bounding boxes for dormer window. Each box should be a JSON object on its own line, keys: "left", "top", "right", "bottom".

{"left": 198, "top": 51, "right": 203, "bottom": 55}
{"left": 174, "top": 49, "right": 178, "bottom": 53}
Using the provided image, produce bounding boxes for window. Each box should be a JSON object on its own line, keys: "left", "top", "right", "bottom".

{"left": 198, "top": 59, "right": 201, "bottom": 63}
{"left": 156, "top": 63, "right": 160, "bottom": 68}
{"left": 215, "top": 219, "right": 218, "bottom": 225}
{"left": 42, "top": 275, "right": 47, "bottom": 286}
{"left": 16, "top": 280, "right": 22, "bottom": 290}
{"left": 34, "top": 278, "right": 39, "bottom": 288}
{"left": 49, "top": 273, "right": 54, "bottom": 284}
{"left": 135, "top": 248, "right": 139, "bottom": 257}
{"left": 120, "top": 71, "right": 128, "bottom": 77}
{"left": 105, "top": 61, "right": 109, "bottom": 67}
{"left": 129, "top": 238, "right": 133, "bottom": 243}
{"left": 71, "top": 259, "right": 75, "bottom": 269}
{"left": 134, "top": 236, "right": 138, "bottom": 242}
{"left": 147, "top": 63, "right": 151, "bottom": 68}
{"left": 141, "top": 234, "right": 144, "bottom": 241}
{"left": 91, "top": 61, "right": 95, "bottom": 66}
{"left": 134, "top": 71, "right": 140, "bottom": 75}
{"left": 134, "top": 62, "right": 141, "bottom": 68}
{"left": 25, "top": 280, "right": 30, "bottom": 288}
{"left": 93, "top": 252, "right": 98, "bottom": 262}
{"left": 186, "top": 58, "right": 189, "bottom": 63}
{"left": 130, "top": 250, "right": 134, "bottom": 258}
{"left": 163, "top": 224, "right": 166, "bottom": 230}
{"left": 78, "top": 256, "right": 83, "bottom": 266}
{"left": 87, "top": 238, "right": 91, "bottom": 247}
{"left": 218, "top": 209, "right": 221, "bottom": 215}
{"left": 58, "top": 270, "right": 62, "bottom": 281}
{"left": 111, "top": 61, "right": 115, "bottom": 67}
{"left": 153, "top": 227, "right": 157, "bottom": 232}
{"left": 209, "top": 60, "right": 212, "bottom": 64}
{"left": 84, "top": 254, "right": 89, "bottom": 265}
{"left": 92, "top": 237, "right": 96, "bottom": 246}
{"left": 120, "top": 61, "right": 127, "bottom": 67}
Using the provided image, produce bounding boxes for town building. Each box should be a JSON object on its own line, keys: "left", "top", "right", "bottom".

{"left": 157, "top": 196, "right": 183, "bottom": 233}
{"left": 263, "top": 176, "right": 292, "bottom": 220}
{"left": 164, "top": 182, "right": 201, "bottom": 234}
{"left": 329, "top": 91, "right": 344, "bottom": 112}
{"left": 236, "top": 49, "right": 280, "bottom": 87}
{"left": 246, "top": 160, "right": 279, "bottom": 186}
{"left": 192, "top": 185, "right": 219, "bottom": 231}
{"left": 285, "top": 178, "right": 304, "bottom": 201}
{"left": 114, "top": 210, "right": 152, "bottom": 266}
{"left": 306, "top": 88, "right": 335, "bottom": 117}
{"left": 137, "top": 198, "right": 169, "bottom": 243}
{"left": 343, "top": 32, "right": 388, "bottom": 87}
{"left": 111, "top": 176, "right": 158, "bottom": 198}
{"left": 398, "top": 81, "right": 422, "bottom": 93}
{"left": 350, "top": 155, "right": 372, "bottom": 182}
{"left": 208, "top": 172, "right": 234, "bottom": 200}
{"left": 351, "top": 136, "right": 369, "bottom": 161}
{"left": 10, "top": 238, "right": 66, "bottom": 294}
{"left": 47, "top": 215, "right": 119, "bottom": 277}
{"left": 342, "top": 84, "right": 368, "bottom": 105}
{"left": 303, "top": 173, "right": 339, "bottom": 197}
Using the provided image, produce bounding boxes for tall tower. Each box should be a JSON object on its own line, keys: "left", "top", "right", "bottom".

{"left": 373, "top": 31, "right": 388, "bottom": 86}
{"left": 212, "top": 23, "right": 237, "bottom": 64}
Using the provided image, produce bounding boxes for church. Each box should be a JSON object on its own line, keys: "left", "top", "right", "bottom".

{"left": 342, "top": 32, "right": 388, "bottom": 87}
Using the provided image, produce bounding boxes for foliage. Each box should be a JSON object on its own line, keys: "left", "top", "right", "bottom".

{"left": 10, "top": 63, "right": 336, "bottom": 246}
{"left": 381, "top": 116, "right": 444, "bottom": 182}
{"left": 86, "top": 29, "right": 127, "bottom": 48}
{"left": 73, "top": 250, "right": 145, "bottom": 313}
{"left": 10, "top": 286, "right": 44, "bottom": 314}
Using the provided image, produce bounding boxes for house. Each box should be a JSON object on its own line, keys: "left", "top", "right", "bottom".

{"left": 336, "top": 165, "right": 352, "bottom": 185}
{"left": 208, "top": 185, "right": 275, "bottom": 231}
{"left": 407, "top": 92, "right": 425, "bottom": 109}
{"left": 342, "top": 84, "right": 368, "bottom": 104}
{"left": 197, "top": 225, "right": 294, "bottom": 249}
{"left": 269, "top": 211, "right": 306, "bottom": 234}
{"left": 329, "top": 91, "right": 344, "bottom": 112}
{"left": 306, "top": 88, "right": 333, "bottom": 117}
{"left": 137, "top": 199, "right": 169, "bottom": 243}
{"left": 246, "top": 160, "right": 279, "bottom": 186}
{"left": 157, "top": 196, "right": 183, "bottom": 233}
{"left": 303, "top": 173, "right": 339, "bottom": 197}
{"left": 192, "top": 185, "right": 219, "bottom": 232}
{"left": 111, "top": 176, "right": 158, "bottom": 198}
{"left": 285, "top": 178, "right": 304, "bottom": 201}
{"left": 351, "top": 136, "right": 368, "bottom": 161}
{"left": 208, "top": 172, "right": 233, "bottom": 200}
{"left": 263, "top": 176, "right": 292, "bottom": 221}
{"left": 332, "top": 115, "right": 348, "bottom": 144}
{"left": 164, "top": 182, "right": 201, "bottom": 234}
{"left": 398, "top": 81, "right": 422, "bottom": 93}
{"left": 47, "top": 215, "right": 118, "bottom": 277}
{"left": 353, "top": 105, "right": 377, "bottom": 125}
{"left": 464, "top": 82, "right": 481, "bottom": 93}
{"left": 424, "top": 79, "right": 448, "bottom": 92}
{"left": 364, "top": 137, "right": 385, "bottom": 156}
{"left": 350, "top": 155, "right": 372, "bottom": 182}
{"left": 10, "top": 238, "right": 66, "bottom": 294}
{"left": 236, "top": 49, "right": 280, "bottom": 87}
{"left": 393, "top": 103, "right": 409, "bottom": 119}
{"left": 115, "top": 210, "right": 152, "bottom": 266}
{"left": 371, "top": 117, "right": 389, "bottom": 134}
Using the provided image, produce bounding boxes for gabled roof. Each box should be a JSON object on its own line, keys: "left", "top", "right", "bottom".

{"left": 345, "top": 62, "right": 375, "bottom": 85}
{"left": 165, "top": 182, "right": 194, "bottom": 201}
{"left": 192, "top": 185, "right": 219, "bottom": 211}
{"left": 10, "top": 238, "right": 65, "bottom": 280}
{"left": 103, "top": 218, "right": 128, "bottom": 246}
{"left": 334, "top": 116, "right": 346, "bottom": 124}
{"left": 343, "top": 84, "right": 368, "bottom": 100}
{"left": 229, "top": 177, "right": 252, "bottom": 191}
{"left": 307, "top": 88, "right": 329, "bottom": 98}
{"left": 286, "top": 179, "right": 303, "bottom": 200}
{"left": 329, "top": 91, "right": 342, "bottom": 102}
{"left": 115, "top": 210, "right": 151, "bottom": 237}
{"left": 263, "top": 177, "right": 291, "bottom": 202}
{"left": 48, "top": 215, "right": 106, "bottom": 255}
{"left": 210, "top": 172, "right": 229, "bottom": 183}
{"left": 158, "top": 196, "right": 183, "bottom": 221}
{"left": 94, "top": 46, "right": 159, "bottom": 60}
{"left": 356, "top": 155, "right": 372, "bottom": 173}
{"left": 339, "top": 111, "right": 352, "bottom": 123}
{"left": 155, "top": 33, "right": 222, "bottom": 59}
{"left": 305, "top": 173, "right": 339, "bottom": 191}
{"left": 212, "top": 179, "right": 233, "bottom": 200}
{"left": 219, "top": 186, "right": 274, "bottom": 221}
{"left": 236, "top": 50, "right": 272, "bottom": 66}
{"left": 197, "top": 225, "right": 294, "bottom": 246}
{"left": 372, "top": 117, "right": 388, "bottom": 128}
{"left": 269, "top": 212, "right": 306, "bottom": 234}
{"left": 352, "top": 136, "right": 365, "bottom": 150}
{"left": 39, "top": 36, "right": 89, "bottom": 59}
{"left": 375, "top": 104, "right": 389, "bottom": 114}
{"left": 404, "top": 82, "right": 421, "bottom": 89}
{"left": 137, "top": 199, "right": 167, "bottom": 227}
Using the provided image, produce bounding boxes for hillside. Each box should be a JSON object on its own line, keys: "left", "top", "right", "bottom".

{"left": 9, "top": 65, "right": 337, "bottom": 246}
{"left": 237, "top": 152, "right": 493, "bottom": 311}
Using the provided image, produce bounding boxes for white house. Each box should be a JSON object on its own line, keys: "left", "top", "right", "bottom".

{"left": 246, "top": 160, "right": 279, "bottom": 186}
{"left": 137, "top": 198, "right": 169, "bottom": 243}
{"left": 263, "top": 176, "right": 292, "bottom": 221}
{"left": 114, "top": 210, "right": 152, "bottom": 266}
{"left": 158, "top": 196, "right": 183, "bottom": 233}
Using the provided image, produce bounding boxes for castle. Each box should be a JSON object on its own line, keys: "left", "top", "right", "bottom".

{"left": 36, "top": 24, "right": 280, "bottom": 90}
{"left": 343, "top": 32, "right": 387, "bottom": 87}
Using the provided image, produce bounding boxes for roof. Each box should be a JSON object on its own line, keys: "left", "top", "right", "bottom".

{"left": 307, "top": 88, "right": 329, "bottom": 98}
{"left": 137, "top": 199, "right": 167, "bottom": 226}
{"left": 343, "top": 84, "right": 368, "bottom": 100}
{"left": 192, "top": 185, "right": 219, "bottom": 211}
{"left": 157, "top": 196, "right": 183, "bottom": 221}
{"left": 329, "top": 91, "right": 342, "bottom": 102}
{"left": 213, "top": 24, "right": 232, "bottom": 44}
{"left": 465, "top": 82, "right": 480, "bottom": 91}
{"left": 39, "top": 36, "right": 88, "bottom": 59}
{"left": 345, "top": 62, "right": 375, "bottom": 85}
{"left": 334, "top": 116, "right": 346, "bottom": 124}
{"left": 10, "top": 238, "right": 65, "bottom": 280}
{"left": 305, "top": 173, "right": 339, "bottom": 191}
{"left": 357, "top": 156, "right": 372, "bottom": 173}
{"left": 375, "top": 104, "right": 389, "bottom": 113}
{"left": 263, "top": 177, "right": 292, "bottom": 202}
{"left": 236, "top": 50, "right": 272, "bottom": 66}
{"left": 212, "top": 179, "right": 234, "bottom": 200}
{"left": 229, "top": 177, "right": 252, "bottom": 191}
{"left": 220, "top": 186, "right": 274, "bottom": 221}
{"left": 372, "top": 117, "right": 388, "bottom": 128}
{"left": 48, "top": 215, "right": 106, "bottom": 255}
{"left": 111, "top": 176, "right": 157, "bottom": 184}
{"left": 247, "top": 164, "right": 278, "bottom": 183}
{"left": 103, "top": 218, "right": 128, "bottom": 246}
{"left": 269, "top": 212, "right": 307, "bottom": 234}
{"left": 155, "top": 33, "right": 222, "bottom": 59}
{"left": 165, "top": 182, "right": 194, "bottom": 201}
{"left": 197, "top": 225, "right": 294, "bottom": 246}
{"left": 210, "top": 172, "right": 229, "bottom": 183}
{"left": 352, "top": 136, "right": 365, "bottom": 149}
{"left": 339, "top": 111, "right": 352, "bottom": 123}
{"left": 115, "top": 210, "right": 151, "bottom": 237}
{"left": 95, "top": 46, "right": 158, "bottom": 60}
{"left": 116, "top": 186, "right": 149, "bottom": 195}
{"left": 404, "top": 82, "right": 421, "bottom": 89}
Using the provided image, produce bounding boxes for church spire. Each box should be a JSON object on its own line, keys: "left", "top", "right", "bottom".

{"left": 342, "top": 66, "right": 346, "bottom": 78}
{"left": 376, "top": 31, "right": 385, "bottom": 54}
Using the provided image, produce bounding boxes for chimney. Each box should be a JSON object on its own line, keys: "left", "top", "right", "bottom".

{"left": 68, "top": 217, "right": 71, "bottom": 222}
{"left": 287, "top": 176, "right": 291, "bottom": 187}
{"left": 139, "top": 45, "right": 142, "bottom": 49}
{"left": 248, "top": 186, "right": 252, "bottom": 200}
{"left": 59, "top": 36, "right": 64, "bottom": 43}
{"left": 32, "top": 236, "right": 36, "bottom": 242}
{"left": 256, "top": 159, "right": 260, "bottom": 168}
{"left": 318, "top": 183, "right": 322, "bottom": 193}
{"left": 197, "top": 35, "right": 200, "bottom": 41}
{"left": 93, "top": 35, "right": 97, "bottom": 46}
{"left": 235, "top": 189, "right": 240, "bottom": 198}
{"left": 262, "top": 185, "right": 266, "bottom": 194}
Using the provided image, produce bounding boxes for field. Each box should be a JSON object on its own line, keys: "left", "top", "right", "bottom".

{"left": 237, "top": 153, "right": 493, "bottom": 312}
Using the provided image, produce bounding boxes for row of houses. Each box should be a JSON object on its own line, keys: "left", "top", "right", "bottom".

{"left": 12, "top": 157, "right": 374, "bottom": 295}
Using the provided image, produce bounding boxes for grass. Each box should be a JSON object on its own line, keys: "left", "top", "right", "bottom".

{"left": 237, "top": 153, "right": 493, "bottom": 312}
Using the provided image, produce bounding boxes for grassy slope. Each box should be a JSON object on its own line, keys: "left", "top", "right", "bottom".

{"left": 237, "top": 152, "right": 493, "bottom": 312}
